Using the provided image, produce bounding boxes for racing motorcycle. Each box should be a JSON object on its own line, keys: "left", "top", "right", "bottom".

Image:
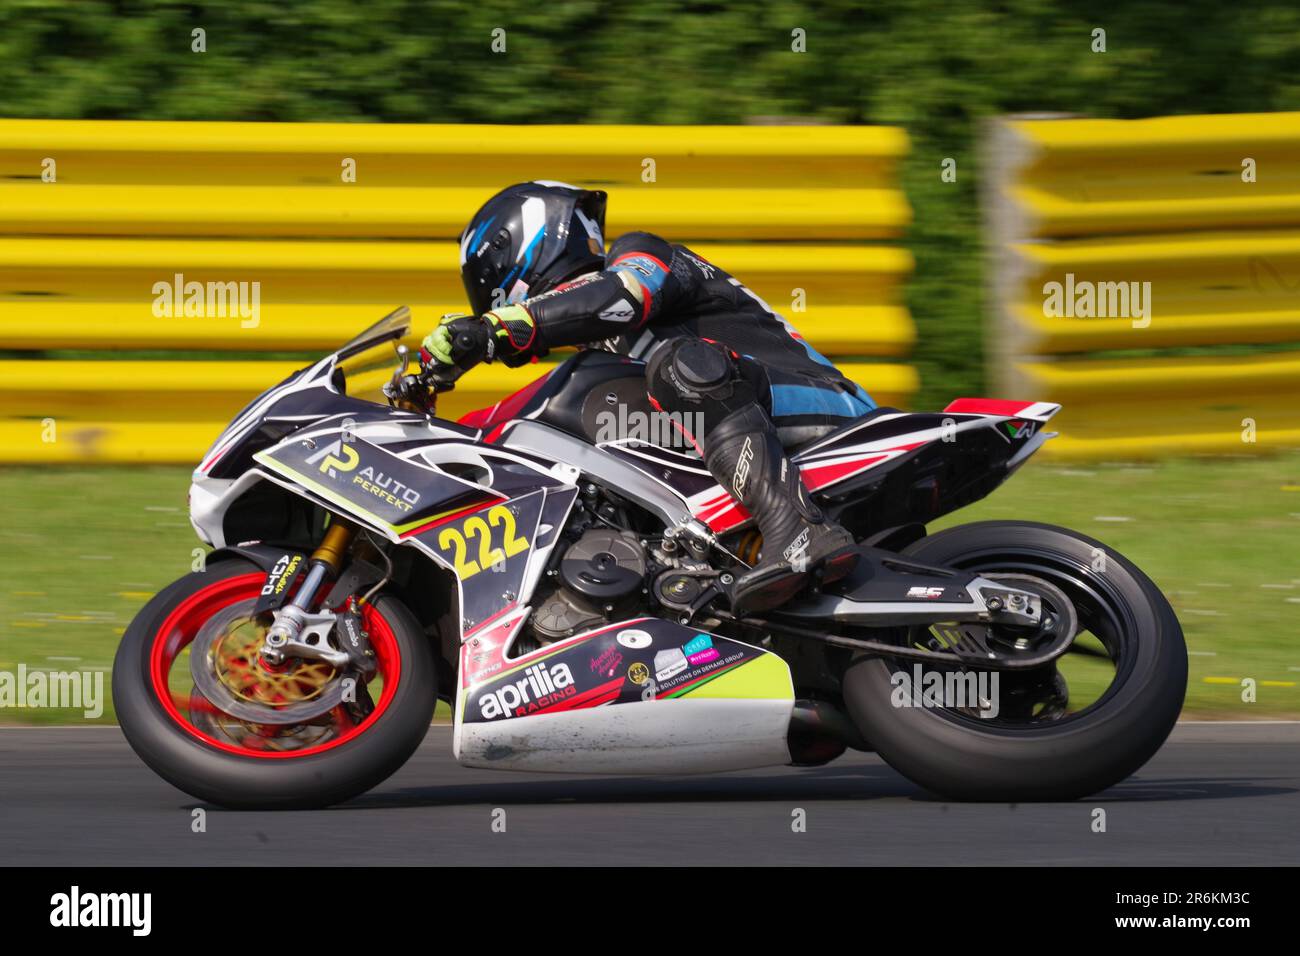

{"left": 113, "top": 308, "right": 1187, "bottom": 808}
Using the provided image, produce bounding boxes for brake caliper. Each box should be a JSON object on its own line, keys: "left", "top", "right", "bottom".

{"left": 336, "top": 598, "right": 377, "bottom": 721}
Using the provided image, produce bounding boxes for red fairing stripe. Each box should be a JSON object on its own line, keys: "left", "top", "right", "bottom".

{"left": 695, "top": 443, "right": 926, "bottom": 531}
{"left": 458, "top": 401, "right": 501, "bottom": 429}
{"left": 943, "top": 398, "right": 1035, "bottom": 417}
{"left": 544, "top": 677, "right": 625, "bottom": 714}
{"left": 398, "top": 497, "right": 507, "bottom": 539}
{"left": 798, "top": 440, "right": 927, "bottom": 490}
{"left": 198, "top": 437, "right": 234, "bottom": 473}
{"left": 799, "top": 454, "right": 888, "bottom": 491}
{"left": 705, "top": 504, "right": 747, "bottom": 533}
{"left": 697, "top": 493, "right": 735, "bottom": 519}
{"left": 457, "top": 366, "right": 556, "bottom": 431}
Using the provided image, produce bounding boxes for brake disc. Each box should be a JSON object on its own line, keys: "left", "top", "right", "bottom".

{"left": 187, "top": 688, "right": 340, "bottom": 751}
{"left": 189, "top": 599, "right": 348, "bottom": 725}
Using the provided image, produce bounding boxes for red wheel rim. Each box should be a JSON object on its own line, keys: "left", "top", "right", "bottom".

{"left": 148, "top": 572, "right": 401, "bottom": 758}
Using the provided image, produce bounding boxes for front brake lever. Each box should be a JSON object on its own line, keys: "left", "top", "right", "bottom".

{"left": 385, "top": 365, "right": 442, "bottom": 413}
{"left": 424, "top": 364, "right": 464, "bottom": 393}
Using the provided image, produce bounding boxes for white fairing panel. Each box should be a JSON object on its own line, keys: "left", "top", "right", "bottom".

{"left": 457, "top": 698, "right": 795, "bottom": 774}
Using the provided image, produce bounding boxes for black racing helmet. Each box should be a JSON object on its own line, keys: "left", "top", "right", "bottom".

{"left": 459, "top": 181, "right": 608, "bottom": 316}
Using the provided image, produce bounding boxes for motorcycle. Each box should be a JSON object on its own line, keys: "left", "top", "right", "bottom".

{"left": 113, "top": 307, "right": 1187, "bottom": 808}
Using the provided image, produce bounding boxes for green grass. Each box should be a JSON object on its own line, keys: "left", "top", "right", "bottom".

{"left": 2, "top": 453, "right": 1299, "bottom": 723}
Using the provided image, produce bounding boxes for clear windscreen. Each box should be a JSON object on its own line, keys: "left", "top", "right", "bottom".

{"left": 335, "top": 306, "right": 411, "bottom": 360}
{"left": 333, "top": 306, "right": 413, "bottom": 401}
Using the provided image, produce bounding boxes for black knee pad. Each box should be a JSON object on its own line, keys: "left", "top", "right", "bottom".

{"left": 647, "top": 338, "right": 735, "bottom": 406}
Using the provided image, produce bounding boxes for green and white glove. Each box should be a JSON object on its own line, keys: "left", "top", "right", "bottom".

{"left": 420, "top": 313, "right": 491, "bottom": 369}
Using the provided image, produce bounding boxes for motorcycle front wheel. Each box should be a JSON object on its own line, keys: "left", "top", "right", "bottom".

{"left": 113, "top": 559, "right": 437, "bottom": 809}
{"left": 842, "top": 520, "right": 1187, "bottom": 801}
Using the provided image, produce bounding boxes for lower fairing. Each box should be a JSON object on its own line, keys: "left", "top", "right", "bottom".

{"left": 455, "top": 698, "right": 796, "bottom": 773}
{"left": 452, "top": 617, "right": 797, "bottom": 773}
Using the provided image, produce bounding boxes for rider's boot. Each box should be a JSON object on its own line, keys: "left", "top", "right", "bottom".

{"left": 704, "top": 405, "right": 859, "bottom": 616}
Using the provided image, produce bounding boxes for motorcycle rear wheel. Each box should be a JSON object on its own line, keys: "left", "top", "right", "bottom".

{"left": 842, "top": 521, "right": 1187, "bottom": 801}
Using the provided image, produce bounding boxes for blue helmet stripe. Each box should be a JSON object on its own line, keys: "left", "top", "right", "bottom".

{"left": 468, "top": 215, "right": 495, "bottom": 254}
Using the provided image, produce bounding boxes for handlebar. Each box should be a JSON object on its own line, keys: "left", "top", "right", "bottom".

{"left": 382, "top": 341, "right": 478, "bottom": 415}
{"left": 383, "top": 345, "right": 439, "bottom": 414}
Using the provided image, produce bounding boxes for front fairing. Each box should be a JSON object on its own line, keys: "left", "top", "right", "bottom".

{"left": 194, "top": 307, "right": 422, "bottom": 481}
{"left": 248, "top": 413, "right": 580, "bottom": 642}
{"left": 186, "top": 307, "right": 584, "bottom": 648}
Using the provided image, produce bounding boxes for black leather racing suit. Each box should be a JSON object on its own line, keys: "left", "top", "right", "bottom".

{"left": 481, "top": 231, "right": 875, "bottom": 450}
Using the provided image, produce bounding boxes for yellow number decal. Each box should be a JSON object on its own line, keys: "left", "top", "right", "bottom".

{"left": 490, "top": 505, "right": 531, "bottom": 558}
{"left": 438, "top": 505, "right": 530, "bottom": 580}
{"left": 438, "top": 526, "right": 479, "bottom": 578}
{"left": 464, "top": 516, "right": 505, "bottom": 573}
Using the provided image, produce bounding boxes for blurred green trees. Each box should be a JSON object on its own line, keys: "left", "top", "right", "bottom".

{"left": 3, "top": 0, "right": 1299, "bottom": 405}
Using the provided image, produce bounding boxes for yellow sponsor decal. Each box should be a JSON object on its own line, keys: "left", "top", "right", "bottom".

{"left": 314, "top": 442, "right": 360, "bottom": 477}
{"left": 351, "top": 474, "right": 415, "bottom": 513}
{"left": 437, "top": 504, "right": 530, "bottom": 580}
{"left": 274, "top": 555, "right": 302, "bottom": 595}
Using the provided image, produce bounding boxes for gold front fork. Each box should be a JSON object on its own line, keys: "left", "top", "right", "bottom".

{"left": 285, "top": 518, "right": 356, "bottom": 611}
{"left": 311, "top": 519, "right": 356, "bottom": 576}
{"left": 260, "top": 516, "right": 357, "bottom": 666}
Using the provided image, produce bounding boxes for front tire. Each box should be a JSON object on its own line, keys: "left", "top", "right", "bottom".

{"left": 113, "top": 559, "right": 437, "bottom": 809}
{"left": 842, "top": 521, "right": 1187, "bottom": 801}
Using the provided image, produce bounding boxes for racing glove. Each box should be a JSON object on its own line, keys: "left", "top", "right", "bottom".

{"left": 421, "top": 305, "right": 540, "bottom": 374}
{"left": 421, "top": 313, "right": 490, "bottom": 369}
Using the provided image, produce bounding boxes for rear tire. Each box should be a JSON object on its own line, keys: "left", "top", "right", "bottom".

{"left": 842, "top": 521, "right": 1186, "bottom": 801}
{"left": 113, "top": 559, "right": 437, "bottom": 809}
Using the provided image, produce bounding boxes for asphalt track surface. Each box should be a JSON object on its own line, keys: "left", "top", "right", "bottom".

{"left": 1, "top": 722, "right": 1297, "bottom": 866}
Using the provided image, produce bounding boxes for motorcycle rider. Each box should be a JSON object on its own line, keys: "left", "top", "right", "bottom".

{"left": 423, "top": 181, "right": 874, "bottom": 615}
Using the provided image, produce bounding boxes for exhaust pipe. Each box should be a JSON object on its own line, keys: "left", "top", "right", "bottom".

{"left": 787, "top": 699, "right": 873, "bottom": 766}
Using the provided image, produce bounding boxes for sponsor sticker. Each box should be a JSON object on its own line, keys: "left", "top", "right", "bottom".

{"left": 906, "top": 586, "right": 945, "bottom": 599}
{"left": 683, "top": 633, "right": 719, "bottom": 666}
{"left": 476, "top": 661, "right": 576, "bottom": 720}
{"left": 590, "top": 647, "right": 624, "bottom": 678}
{"left": 465, "top": 622, "right": 773, "bottom": 723}
{"left": 654, "top": 648, "right": 689, "bottom": 682}
{"left": 616, "top": 629, "right": 652, "bottom": 649}
{"left": 254, "top": 553, "right": 304, "bottom": 613}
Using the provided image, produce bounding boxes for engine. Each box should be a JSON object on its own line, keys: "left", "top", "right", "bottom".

{"left": 531, "top": 528, "right": 649, "bottom": 642}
